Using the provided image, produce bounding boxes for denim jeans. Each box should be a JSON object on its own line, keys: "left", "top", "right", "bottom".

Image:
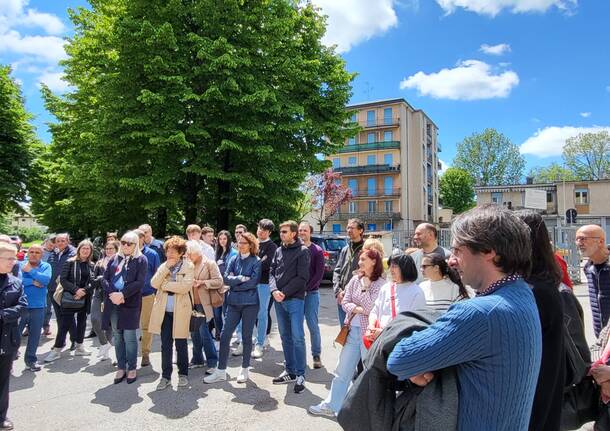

{"left": 324, "top": 324, "right": 366, "bottom": 413}
{"left": 274, "top": 298, "right": 306, "bottom": 377}
{"left": 191, "top": 305, "right": 218, "bottom": 368}
{"left": 212, "top": 305, "right": 224, "bottom": 338}
{"left": 18, "top": 307, "right": 45, "bottom": 365}
{"left": 218, "top": 304, "right": 257, "bottom": 370}
{"left": 161, "top": 312, "right": 188, "bottom": 379}
{"left": 255, "top": 284, "right": 270, "bottom": 347}
{"left": 110, "top": 307, "right": 138, "bottom": 371}
{"left": 304, "top": 291, "right": 321, "bottom": 357}
{"left": 337, "top": 303, "right": 346, "bottom": 325}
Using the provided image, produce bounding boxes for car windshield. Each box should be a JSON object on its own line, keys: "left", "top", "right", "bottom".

{"left": 325, "top": 239, "right": 346, "bottom": 251}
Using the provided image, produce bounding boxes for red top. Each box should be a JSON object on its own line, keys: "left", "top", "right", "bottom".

{"left": 554, "top": 253, "right": 573, "bottom": 288}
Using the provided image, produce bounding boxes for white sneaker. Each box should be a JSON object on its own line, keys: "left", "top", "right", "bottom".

{"left": 205, "top": 367, "right": 217, "bottom": 375}
{"left": 252, "top": 345, "right": 264, "bottom": 359}
{"left": 74, "top": 343, "right": 91, "bottom": 356}
{"left": 203, "top": 368, "right": 227, "bottom": 384}
{"left": 177, "top": 375, "right": 189, "bottom": 387}
{"left": 97, "top": 343, "right": 112, "bottom": 360}
{"left": 308, "top": 402, "right": 335, "bottom": 417}
{"left": 231, "top": 343, "right": 243, "bottom": 356}
{"left": 236, "top": 368, "right": 249, "bottom": 383}
{"left": 44, "top": 348, "right": 62, "bottom": 363}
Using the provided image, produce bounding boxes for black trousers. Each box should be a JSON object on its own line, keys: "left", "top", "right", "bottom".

{"left": 51, "top": 296, "right": 75, "bottom": 342}
{"left": 0, "top": 354, "right": 13, "bottom": 421}
{"left": 54, "top": 309, "right": 87, "bottom": 348}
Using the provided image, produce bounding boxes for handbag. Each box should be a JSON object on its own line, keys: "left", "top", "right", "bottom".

{"left": 210, "top": 286, "right": 227, "bottom": 308}
{"left": 561, "top": 375, "right": 601, "bottom": 430}
{"left": 335, "top": 313, "right": 356, "bottom": 347}
{"left": 59, "top": 262, "right": 86, "bottom": 309}
{"left": 52, "top": 275, "right": 63, "bottom": 305}
{"left": 188, "top": 292, "right": 206, "bottom": 333}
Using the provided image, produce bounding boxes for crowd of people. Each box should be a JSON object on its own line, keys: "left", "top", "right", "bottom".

{"left": 0, "top": 204, "right": 610, "bottom": 430}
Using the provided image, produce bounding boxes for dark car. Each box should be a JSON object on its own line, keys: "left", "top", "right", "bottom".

{"left": 311, "top": 234, "right": 347, "bottom": 281}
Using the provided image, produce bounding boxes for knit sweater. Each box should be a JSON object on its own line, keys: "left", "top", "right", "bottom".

{"left": 387, "top": 279, "right": 542, "bottom": 431}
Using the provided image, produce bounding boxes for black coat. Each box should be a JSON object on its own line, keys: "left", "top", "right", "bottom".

{"left": 0, "top": 274, "right": 27, "bottom": 356}
{"left": 60, "top": 260, "right": 94, "bottom": 313}
{"left": 269, "top": 239, "right": 310, "bottom": 300}
{"left": 48, "top": 245, "right": 76, "bottom": 292}
{"left": 102, "top": 255, "right": 147, "bottom": 330}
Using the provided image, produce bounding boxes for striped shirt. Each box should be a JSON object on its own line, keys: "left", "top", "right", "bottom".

{"left": 419, "top": 278, "right": 461, "bottom": 312}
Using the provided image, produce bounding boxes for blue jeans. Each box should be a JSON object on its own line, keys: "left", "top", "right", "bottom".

{"left": 219, "top": 304, "right": 258, "bottom": 369}
{"left": 18, "top": 308, "right": 45, "bottom": 365}
{"left": 110, "top": 307, "right": 138, "bottom": 371}
{"left": 274, "top": 298, "right": 306, "bottom": 377}
{"left": 191, "top": 305, "right": 218, "bottom": 368}
{"left": 255, "top": 284, "right": 270, "bottom": 347}
{"left": 324, "top": 323, "right": 366, "bottom": 413}
{"left": 337, "top": 303, "right": 346, "bottom": 325}
{"left": 304, "top": 291, "right": 321, "bottom": 357}
{"left": 212, "top": 305, "right": 224, "bottom": 338}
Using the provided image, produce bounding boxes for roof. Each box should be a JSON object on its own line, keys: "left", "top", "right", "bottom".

{"left": 475, "top": 178, "right": 610, "bottom": 193}
{"left": 346, "top": 98, "right": 439, "bottom": 129}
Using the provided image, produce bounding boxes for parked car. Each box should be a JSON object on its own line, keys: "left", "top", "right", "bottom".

{"left": 311, "top": 234, "right": 347, "bottom": 281}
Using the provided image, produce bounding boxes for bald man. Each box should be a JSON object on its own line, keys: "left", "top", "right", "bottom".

{"left": 410, "top": 223, "right": 450, "bottom": 283}
{"left": 576, "top": 224, "right": 610, "bottom": 336}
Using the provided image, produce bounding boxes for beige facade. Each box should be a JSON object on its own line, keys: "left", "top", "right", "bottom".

{"left": 325, "top": 98, "right": 440, "bottom": 233}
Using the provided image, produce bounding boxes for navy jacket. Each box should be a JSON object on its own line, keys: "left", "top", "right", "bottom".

{"left": 102, "top": 254, "right": 148, "bottom": 330}
{"left": 269, "top": 239, "right": 310, "bottom": 300}
{"left": 0, "top": 274, "right": 27, "bottom": 356}
{"left": 258, "top": 240, "right": 278, "bottom": 284}
{"left": 141, "top": 245, "right": 160, "bottom": 297}
{"left": 585, "top": 259, "right": 610, "bottom": 337}
{"left": 48, "top": 245, "right": 76, "bottom": 293}
{"left": 223, "top": 254, "right": 261, "bottom": 306}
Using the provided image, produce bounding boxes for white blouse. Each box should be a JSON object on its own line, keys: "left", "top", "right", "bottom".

{"left": 369, "top": 281, "right": 426, "bottom": 329}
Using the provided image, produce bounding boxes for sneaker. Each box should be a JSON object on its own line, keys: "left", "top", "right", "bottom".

{"left": 236, "top": 368, "right": 249, "bottom": 383}
{"left": 70, "top": 341, "right": 76, "bottom": 351}
{"left": 156, "top": 378, "right": 171, "bottom": 391}
{"left": 44, "top": 348, "right": 62, "bottom": 363}
{"left": 26, "top": 362, "right": 42, "bottom": 372}
{"left": 177, "top": 375, "right": 189, "bottom": 387}
{"left": 205, "top": 367, "right": 217, "bottom": 375}
{"left": 294, "top": 375, "right": 305, "bottom": 394}
{"left": 231, "top": 343, "right": 243, "bottom": 356}
{"left": 252, "top": 345, "right": 264, "bottom": 359}
{"left": 189, "top": 361, "right": 205, "bottom": 369}
{"left": 313, "top": 355, "right": 323, "bottom": 369}
{"left": 272, "top": 371, "right": 296, "bottom": 384}
{"left": 97, "top": 343, "right": 112, "bottom": 360}
{"left": 203, "top": 368, "right": 227, "bottom": 384}
{"left": 74, "top": 343, "right": 91, "bottom": 356}
{"left": 308, "top": 402, "right": 335, "bottom": 417}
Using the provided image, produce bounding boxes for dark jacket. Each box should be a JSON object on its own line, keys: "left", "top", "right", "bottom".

{"left": 141, "top": 245, "right": 160, "bottom": 297}
{"left": 48, "top": 245, "right": 76, "bottom": 292}
{"left": 585, "top": 259, "right": 610, "bottom": 337}
{"left": 101, "top": 254, "right": 148, "bottom": 330}
{"left": 338, "top": 310, "right": 458, "bottom": 431}
{"left": 258, "top": 239, "right": 278, "bottom": 285}
{"left": 60, "top": 259, "right": 94, "bottom": 313}
{"left": 333, "top": 240, "right": 363, "bottom": 296}
{"left": 528, "top": 276, "right": 565, "bottom": 431}
{"left": 224, "top": 254, "right": 261, "bottom": 306}
{"left": 0, "top": 274, "right": 27, "bottom": 356}
{"left": 306, "top": 243, "right": 325, "bottom": 292}
{"left": 147, "top": 238, "right": 165, "bottom": 263}
{"left": 269, "top": 239, "right": 310, "bottom": 300}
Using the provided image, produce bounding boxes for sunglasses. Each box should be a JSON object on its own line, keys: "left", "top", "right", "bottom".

{"left": 121, "top": 241, "right": 136, "bottom": 246}
{"left": 280, "top": 230, "right": 290, "bottom": 234}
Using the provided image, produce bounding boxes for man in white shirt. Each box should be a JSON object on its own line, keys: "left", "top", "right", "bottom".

{"left": 186, "top": 224, "right": 215, "bottom": 261}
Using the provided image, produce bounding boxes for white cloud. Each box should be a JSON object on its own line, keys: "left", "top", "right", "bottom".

{"left": 37, "top": 70, "right": 70, "bottom": 92}
{"left": 439, "top": 159, "right": 449, "bottom": 175}
{"left": 436, "top": 0, "right": 577, "bottom": 17}
{"left": 18, "top": 9, "right": 66, "bottom": 35}
{"left": 480, "top": 43, "right": 511, "bottom": 55}
{"left": 580, "top": 112, "right": 591, "bottom": 118}
{"left": 312, "top": 0, "right": 398, "bottom": 53}
{"left": 399, "top": 60, "right": 519, "bottom": 100}
{"left": 520, "top": 125, "right": 610, "bottom": 157}
{"left": 0, "top": 30, "right": 66, "bottom": 63}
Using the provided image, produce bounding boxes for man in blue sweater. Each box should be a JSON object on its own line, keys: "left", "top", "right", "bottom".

{"left": 387, "top": 204, "right": 542, "bottom": 431}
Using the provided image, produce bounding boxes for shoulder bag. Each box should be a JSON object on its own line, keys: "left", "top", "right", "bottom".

{"left": 335, "top": 313, "right": 356, "bottom": 347}
{"left": 60, "top": 261, "right": 86, "bottom": 309}
{"left": 188, "top": 292, "right": 206, "bottom": 333}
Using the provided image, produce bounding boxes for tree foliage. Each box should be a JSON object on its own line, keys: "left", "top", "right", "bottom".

{"left": 306, "top": 169, "right": 352, "bottom": 233}
{"left": 563, "top": 131, "right": 610, "bottom": 180}
{"left": 439, "top": 168, "right": 476, "bottom": 214}
{"left": 0, "top": 65, "right": 41, "bottom": 215}
{"left": 528, "top": 163, "right": 578, "bottom": 183}
{"left": 453, "top": 128, "right": 525, "bottom": 186}
{"left": 32, "top": 0, "right": 356, "bottom": 237}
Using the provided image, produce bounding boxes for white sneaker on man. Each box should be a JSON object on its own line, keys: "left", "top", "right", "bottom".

{"left": 308, "top": 402, "right": 335, "bottom": 417}
{"left": 252, "top": 345, "right": 264, "bottom": 359}
{"left": 97, "top": 343, "right": 112, "bottom": 360}
{"left": 236, "top": 368, "right": 249, "bottom": 383}
{"left": 44, "top": 348, "right": 62, "bottom": 363}
{"left": 203, "top": 368, "right": 227, "bottom": 384}
{"left": 231, "top": 343, "right": 243, "bottom": 356}
{"left": 74, "top": 343, "right": 91, "bottom": 356}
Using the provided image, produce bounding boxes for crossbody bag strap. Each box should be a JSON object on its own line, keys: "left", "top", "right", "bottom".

{"left": 391, "top": 282, "right": 397, "bottom": 319}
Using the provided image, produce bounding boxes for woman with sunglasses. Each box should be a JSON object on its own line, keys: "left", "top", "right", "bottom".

{"left": 102, "top": 231, "right": 148, "bottom": 384}
{"left": 419, "top": 252, "right": 469, "bottom": 313}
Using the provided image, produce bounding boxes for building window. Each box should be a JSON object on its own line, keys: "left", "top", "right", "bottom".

{"left": 383, "top": 108, "right": 392, "bottom": 125}
{"left": 348, "top": 156, "right": 357, "bottom": 166}
{"left": 348, "top": 179, "right": 358, "bottom": 195}
{"left": 348, "top": 136, "right": 356, "bottom": 145}
{"left": 384, "top": 177, "right": 393, "bottom": 195}
{"left": 367, "top": 155, "right": 376, "bottom": 165}
{"left": 368, "top": 223, "right": 377, "bottom": 232}
{"left": 351, "top": 113, "right": 357, "bottom": 123}
{"left": 368, "top": 201, "right": 377, "bottom": 213}
{"left": 348, "top": 202, "right": 356, "bottom": 213}
{"left": 332, "top": 158, "right": 340, "bottom": 169}
{"left": 367, "top": 178, "right": 377, "bottom": 196}
{"left": 385, "top": 222, "right": 393, "bottom": 231}
{"left": 367, "top": 110, "right": 376, "bottom": 127}
{"left": 491, "top": 192, "right": 503, "bottom": 204}
{"left": 384, "top": 154, "right": 393, "bottom": 165}
{"left": 367, "top": 132, "right": 376, "bottom": 143}
{"left": 546, "top": 191, "right": 553, "bottom": 203}
{"left": 384, "top": 200, "right": 393, "bottom": 213}
{"left": 333, "top": 224, "right": 341, "bottom": 234}
{"left": 575, "top": 188, "right": 589, "bottom": 204}
{"left": 384, "top": 131, "right": 393, "bottom": 142}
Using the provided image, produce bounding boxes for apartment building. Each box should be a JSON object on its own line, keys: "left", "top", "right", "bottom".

{"left": 325, "top": 98, "right": 441, "bottom": 233}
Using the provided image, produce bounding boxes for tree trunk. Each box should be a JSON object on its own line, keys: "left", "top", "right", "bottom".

{"left": 182, "top": 172, "right": 199, "bottom": 230}
{"left": 216, "top": 151, "right": 231, "bottom": 231}
{"left": 156, "top": 207, "right": 167, "bottom": 238}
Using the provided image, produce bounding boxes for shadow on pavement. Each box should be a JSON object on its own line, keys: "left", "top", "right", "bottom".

{"left": 43, "top": 354, "right": 90, "bottom": 374}
{"left": 91, "top": 382, "right": 145, "bottom": 413}
{"left": 10, "top": 368, "right": 36, "bottom": 392}
{"left": 221, "top": 380, "right": 279, "bottom": 413}
{"left": 147, "top": 382, "right": 206, "bottom": 419}
{"left": 281, "top": 384, "right": 325, "bottom": 414}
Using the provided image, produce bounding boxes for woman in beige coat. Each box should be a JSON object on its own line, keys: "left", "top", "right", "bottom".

{"left": 149, "top": 236, "right": 194, "bottom": 390}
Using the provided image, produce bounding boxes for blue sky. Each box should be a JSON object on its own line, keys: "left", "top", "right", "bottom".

{"left": 1, "top": 0, "right": 609, "bottom": 175}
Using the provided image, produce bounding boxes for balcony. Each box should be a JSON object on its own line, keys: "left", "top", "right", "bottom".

{"left": 349, "top": 117, "right": 400, "bottom": 128}
{"left": 337, "top": 141, "right": 400, "bottom": 153}
{"left": 335, "top": 164, "right": 400, "bottom": 176}
{"left": 329, "top": 211, "right": 402, "bottom": 221}
{"left": 349, "top": 187, "right": 401, "bottom": 198}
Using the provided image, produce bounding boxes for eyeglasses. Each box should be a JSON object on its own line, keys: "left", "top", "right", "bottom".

{"left": 420, "top": 264, "right": 433, "bottom": 269}
{"left": 105, "top": 247, "right": 116, "bottom": 251}
{"left": 121, "top": 241, "right": 135, "bottom": 246}
{"left": 280, "top": 230, "right": 290, "bottom": 234}
{"left": 575, "top": 236, "right": 600, "bottom": 243}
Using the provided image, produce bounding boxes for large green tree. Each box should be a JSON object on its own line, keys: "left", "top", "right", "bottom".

{"left": 453, "top": 128, "right": 525, "bottom": 186}
{"left": 34, "top": 0, "right": 356, "bottom": 237}
{"left": 528, "top": 162, "right": 578, "bottom": 183}
{"left": 0, "top": 66, "right": 41, "bottom": 215}
{"left": 563, "top": 131, "right": 610, "bottom": 180}
{"left": 439, "top": 167, "right": 476, "bottom": 214}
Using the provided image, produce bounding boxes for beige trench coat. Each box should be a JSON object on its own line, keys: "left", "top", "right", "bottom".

{"left": 193, "top": 256, "right": 224, "bottom": 322}
{"left": 148, "top": 258, "right": 194, "bottom": 339}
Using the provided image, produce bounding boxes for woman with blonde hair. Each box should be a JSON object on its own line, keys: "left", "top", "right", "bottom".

{"left": 149, "top": 236, "right": 195, "bottom": 390}
{"left": 45, "top": 240, "right": 95, "bottom": 362}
